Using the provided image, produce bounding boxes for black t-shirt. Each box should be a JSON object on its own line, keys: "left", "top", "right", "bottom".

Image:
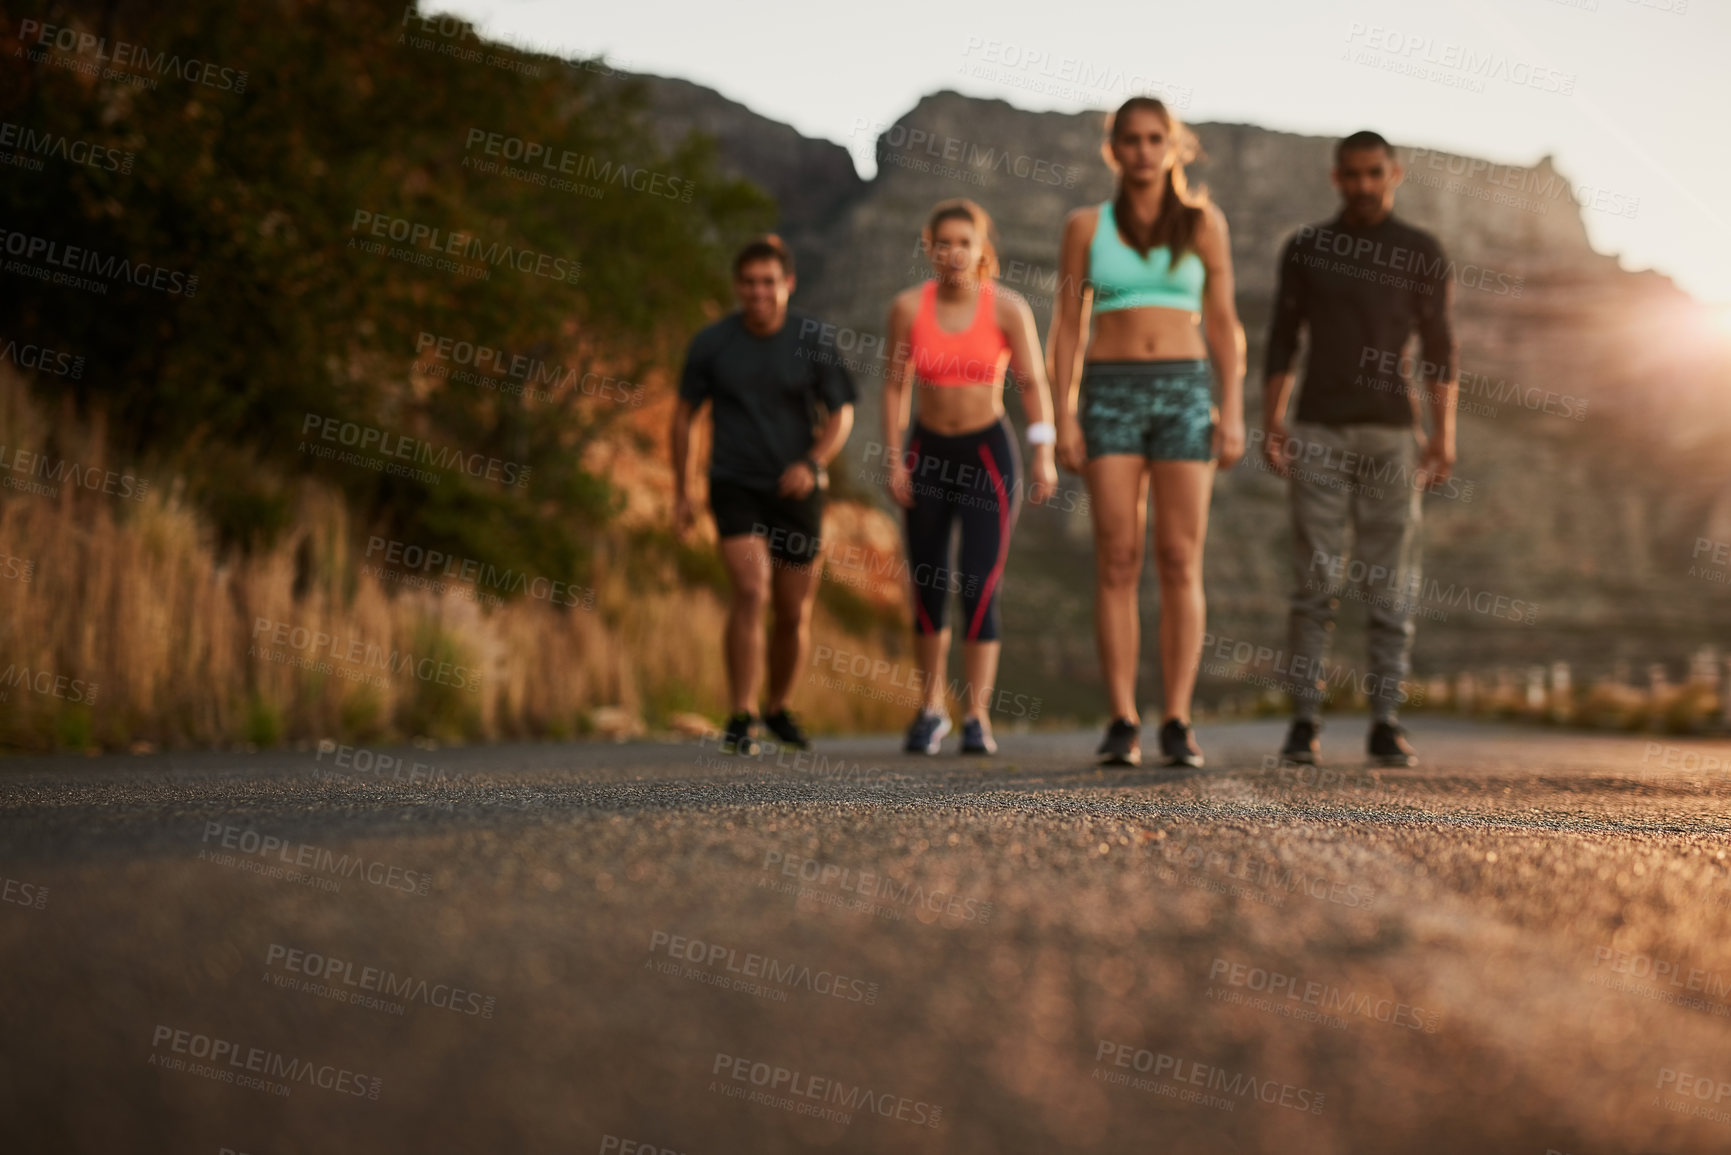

{"left": 1264, "top": 213, "right": 1458, "bottom": 425}
{"left": 679, "top": 311, "right": 857, "bottom": 489}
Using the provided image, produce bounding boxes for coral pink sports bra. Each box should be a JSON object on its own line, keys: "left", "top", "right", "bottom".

{"left": 908, "top": 280, "right": 1011, "bottom": 387}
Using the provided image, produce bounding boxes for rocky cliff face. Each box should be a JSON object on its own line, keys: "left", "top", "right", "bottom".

{"left": 639, "top": 79, "right": 1731, "bottom": 715}
{"left": 629, "top": 73, "right": 864, "bottom": 252}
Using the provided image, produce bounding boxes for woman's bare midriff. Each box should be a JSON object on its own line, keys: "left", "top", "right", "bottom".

{"left": 911, "top": 380, "right": 1004, "bottom": 435}
{"left": 1087, "top": 305, "right": 1208, "bottom": 361}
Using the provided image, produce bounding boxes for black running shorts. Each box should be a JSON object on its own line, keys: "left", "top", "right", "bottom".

{"left": 708, "top": 478, "right": 825, "bottom": 566}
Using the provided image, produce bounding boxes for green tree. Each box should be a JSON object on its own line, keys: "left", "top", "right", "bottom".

{"left": 2, "top": 0, "right": 772, "bottom": 589}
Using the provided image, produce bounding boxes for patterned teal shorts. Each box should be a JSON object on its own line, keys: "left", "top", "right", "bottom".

{"left": 1079, "top": 359, "right": 1215, "bottom": 461}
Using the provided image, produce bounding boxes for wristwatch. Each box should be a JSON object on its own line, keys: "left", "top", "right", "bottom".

{"left": 802, "top": 456, "right": 828, "bottom": 487}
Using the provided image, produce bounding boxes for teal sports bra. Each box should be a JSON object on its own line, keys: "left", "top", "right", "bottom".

{"left": 1088, "top": 200, "right": 1205, "bottom": 313}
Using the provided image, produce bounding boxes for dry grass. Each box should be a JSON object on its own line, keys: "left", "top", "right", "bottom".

{"left": 0, "top": 367, "right": 909, "bottom": 752}
{"left": 1205, "top": 668, "right": 1731, "bottom": 738}
{"left": 1399, "top": 670, "right": 1728, "bottom": 735}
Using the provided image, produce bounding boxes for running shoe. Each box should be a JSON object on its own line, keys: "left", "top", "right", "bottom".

{"left": 1368, "top": 721, "right": 1417, "bottom": 767}
{"left": 1280, "top": 719, "right": 1321, "bottom": 765}
{"left": 904, "top": 709, "right": 952, "bottom": 755}
{"left": 1159, "top": 718, "right": 1204, "bottom": 768}
{"left": 1097, "top": 717, "right": 1141, "bottom": 766}
{"left": 961, "top": 716, "right": 997, "bottom": 755}
{"left": 761, "top": 707, "right": 811, "bottom": 751}
{"left": 719, "top": 711, "right": 759, "bottom": 757}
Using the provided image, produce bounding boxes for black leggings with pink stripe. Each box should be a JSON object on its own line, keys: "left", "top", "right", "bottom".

{"left": 902, "top": 416, "right": 1021, "bottom": 643}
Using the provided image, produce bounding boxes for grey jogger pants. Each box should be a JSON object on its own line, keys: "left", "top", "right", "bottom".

{"left": 1284, "top": 421, "right": 1423, "bottom": 723}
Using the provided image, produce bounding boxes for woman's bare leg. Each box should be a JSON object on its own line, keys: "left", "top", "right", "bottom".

{"left": 1085, "top": 455, "right": 1152, "bottom": 724}
{"left": 1148, "top": 460, "right": 1215, "bottom": 723}
{"left": 913, "top": 627, "right": 951, "bottom": 714}
{"left": 961, "top": 640, "right": 1001, "bottom": 731}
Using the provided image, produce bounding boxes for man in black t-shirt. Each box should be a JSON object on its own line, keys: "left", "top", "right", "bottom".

{"left": 1262, "top": 131, "right": 1460, "bottom": 768}
{"left": 672, "top": 235, "right": 857, "bottom": 756}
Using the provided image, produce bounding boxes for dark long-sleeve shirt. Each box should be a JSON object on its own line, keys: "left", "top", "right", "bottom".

{"left": 1264, "top": 212, "right": 1458, "bottom": 426}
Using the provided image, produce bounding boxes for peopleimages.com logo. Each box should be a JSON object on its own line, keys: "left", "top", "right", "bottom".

{"left": 0, "top": 121, "right": 135, "bottom": 174}
{"left": 16, "top": 20, "right": 249, "bottom": 92}
{"left": 394, "top": 7, "right": 636, "bottom": 80}
{"left": 363, "top": 535, "right": 594, "bottom": 608}
{"left": 249, "top": 615, "right": 484, "bottom": 693}
{"left": 648, "top": 929, "right": 881, "bottom": 1005}
{"left": 0, "top": 663, "right": 98, "bottom": 705}
{"left": 1653, "top": 1066, "right": 1731, "bottom": 1126}
{"left": 1356, "top": 348, "right": 1587, "bottom": 422}
{"left": 1592, "top": 945, "right": 1731, "bottom": 1000}
{"left": 462, "top": 129, "right": 695, "bottom": 201}
{"left": 314, "top": 739, "right": 459, "bottom": 785}
{"left": 850, "top": 116, "right": 1080, "bottom": 188}
{"left": 760, "top": 847, "right": 994, "bottom": 923}
{"left": 598, "top": 1138, "right": 685, "bottom": 1155}
{"left": 299, "top": 413, "right": 531, "bottom": 489}
{"left": 2, "top": 875, "right": 49, "bottom": 910}
{"left": 1154, "top": 833, "right": 1379, "bottom": 910}
{"left": 810, "top": 643, "right": 1042, "bottom": 720}
{"left": 148, "top": 1024, "right": 379, "bottom": 1099}
{"left": 1295, "top": 222, "right": 1524, "bottom": 298}
{"left": 199, "top": 819, "right": 434, "bottom": 895}
{"left": 957, "top": 36, "right": 1195, "bottom": 108}
{"left": 348, "top": 210, "right": 580, "bottom": 284}
{"left": 1093, "top": 1039, "right": 1326, "bottom": 1114}
{"left": 710, "top": 1052, "right": 944, "bottom": 1128}
{"left": 0, "top": 445, "right": 151, "bottom": 502}
{"left": 1404, "top": 148, "right": 1639, "bottom": 221}
{"left": 1342, "top": 22, "right": 1576, "bottom": 96}
{"left": 414, "top": 331, "right": 642, "bottom": 406}
{"left": 0, "top": 334, "right": 84, "bottom": 379}
{"left": 1306, "top": 549, "right": 1538, "bottom": 625}
{"left": 264, "top": 943, "right": 496, "bottom": 1018}
{"left": 1206, "top": 957, "right": 1441, "bottom": 1033}
{"left": 0, "top": 227, "right": 198, "bottom": 297}
{"left": 311, "top": 740, "right": 456, "bottom": 812}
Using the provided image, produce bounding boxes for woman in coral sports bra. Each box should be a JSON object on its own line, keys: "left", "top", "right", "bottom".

{"left": 882, "top": 198, "right": 1059, "bottom": 756}
{"left": 1051, "top": 97, "right": 1246, "bottom": 769}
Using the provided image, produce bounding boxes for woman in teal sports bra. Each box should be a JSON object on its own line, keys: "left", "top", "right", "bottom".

{"left": 1050, "top": 96, "right": 1246, "bottom": 769}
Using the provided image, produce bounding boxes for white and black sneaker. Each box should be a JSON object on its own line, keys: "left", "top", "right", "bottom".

{"left": 1158, "top": 718, "right": 1204, "bottom": 768}
{"left": 1368, "top": 721, "right": 1417, "bottom": 768}
{"left": 761, "top": 708, "right": 810, "bottom": 751}
{"left": 1280, "top": 719, "right": 1321, "bottom": 765}
{"left": 961, "top": 717, "right": 996, "bottom": 755}
{"left": 904, "top": 710, "right": 952, "bottom": 755}
{"left": 1097, "top": 718, "right": 1141, "bottom": 766}
{"left": 720, "top": 711, "right": 759, "bottom": 757}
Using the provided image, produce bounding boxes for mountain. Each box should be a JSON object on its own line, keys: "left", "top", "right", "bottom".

{"left": 635, "top": 81, "right": 1731, "bottom": 717}
{"left": 627, "top": 73, "right": 865, "bottom": 264}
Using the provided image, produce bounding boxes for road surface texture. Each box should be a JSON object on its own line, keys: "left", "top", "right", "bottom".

{"left": 3, "top": 717, "right": 1730, "bottom": 1154}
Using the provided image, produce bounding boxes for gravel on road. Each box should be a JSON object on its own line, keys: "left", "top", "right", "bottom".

{"left": 3, "top": 717, "right": 1730, "bottom": 1154}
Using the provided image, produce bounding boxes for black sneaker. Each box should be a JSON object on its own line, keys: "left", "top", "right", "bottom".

{"left": 1368, "top": 721, "right": 1417, "bottom": 767}
{"left": 904, "top": 710, "right": 952, "bottom": 755}
{"left": 961, "top": 716, "right": 996, "bottom": 755}
{"left": 761, "top": 707, "right": 810, "bottom": 751}
{"left": 1097, "top": 718, "right": 1141, "bottom": 766}
{"left": 1159, "top": 718, "right": 1203, "bottom": 768}
{"left": 1280, "top": 719, "right": 1321, "bottom": 765}
{"left": 720, "top": 711, "right": 759, "bottom": 756}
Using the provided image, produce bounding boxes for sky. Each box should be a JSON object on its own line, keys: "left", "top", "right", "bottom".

{"left": 444, "top": 0, "right": 1730, "bottom": 305}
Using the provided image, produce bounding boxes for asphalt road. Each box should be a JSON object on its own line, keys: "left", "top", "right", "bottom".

{"left": 3, "top": 717, "right": 1731, "bottom": 1155}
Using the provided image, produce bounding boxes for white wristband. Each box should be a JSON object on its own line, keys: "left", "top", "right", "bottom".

{"left": 1026, "top": 421, "right": 1056, "bottom": 446}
